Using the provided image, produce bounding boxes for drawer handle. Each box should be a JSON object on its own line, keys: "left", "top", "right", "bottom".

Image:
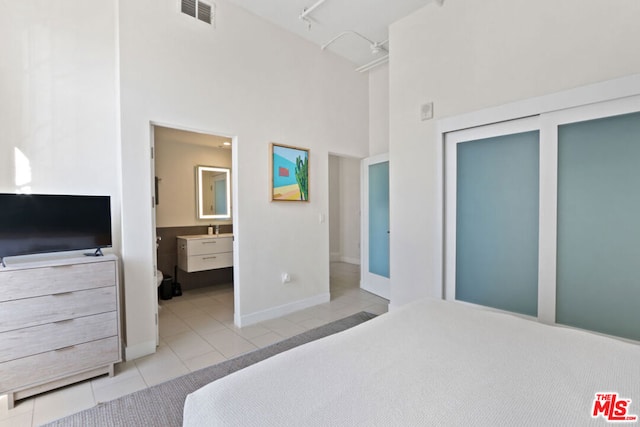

{"left": 55, "top": 345, "right": 76, "bottom": 352}
{"left": 54, "top": 319, "right": 74, "bottom": 325}
{"left": 52, "top": 292, "right": 73, "bottom": 297}
{"left": 202, "top": 241, "right": 217, "bottom": 244}
{"left": 202, "top": 256, "right": 217, "bottom": 260}
{"left": 51, "top": 264, "right": 75, "bottom": 269}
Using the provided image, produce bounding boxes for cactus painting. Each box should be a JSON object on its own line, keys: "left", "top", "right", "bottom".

{"left": 271, "top": 143, "right": 310, "bottom": 202}
{"left": 294, "top": 155, "right": 308, "bottom": 201}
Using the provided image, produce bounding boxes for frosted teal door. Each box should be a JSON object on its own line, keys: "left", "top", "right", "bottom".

{"left": 368, "top": 161, "right": 390, "bottom": 278}
{"left": 214, "top": 179, "right": 227, "bottom": 215}
{"left": 362, "top": 154, "right": 390, "bottom": 299}
{"left": 456, "top": 131, "right": 540, "bottom": 316}
{"left": 444, "top": 117, "right": 541, "bottom": 316}
{"left": 556, "top": 112, "right": 640, "bottom": 341}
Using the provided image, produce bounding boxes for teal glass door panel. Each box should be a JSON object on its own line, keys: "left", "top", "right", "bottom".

{"left": 456, "top": 131, "right": 539, "bottom": 316}
{"left": 556, "top": 112, "right": 640, "bottom": 341}
{"left": 368, "top": 161, "right": 390, "bottom": 278}
{"left": 214, "top": 179, "right": 227, "bottom": 215}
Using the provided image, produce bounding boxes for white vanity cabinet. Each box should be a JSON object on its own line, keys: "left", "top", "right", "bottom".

{"left": 177, "top": 235, "right": 233, "bottom": 272}
{"left": 0, "top": 254, "right": 121, "bottom": 409}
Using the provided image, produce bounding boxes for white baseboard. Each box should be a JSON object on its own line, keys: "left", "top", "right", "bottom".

{"left": 329, "top": 253, "right": 361, "bottom": 265}
{"left": 340, "top": 256, "right": 360, "bottom": 265}
{"left": 124, "top": 340, "right": 156, "bottom": 361}
{"left": 237, "top": 293, "right": 330, "bottom": 327}
{"left": 329, "top": 252, "right": 360, "bottom": 265}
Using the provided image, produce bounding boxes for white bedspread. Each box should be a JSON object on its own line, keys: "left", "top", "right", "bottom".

{"left": 183, "top": 299, "right": 640, "bottom": 426}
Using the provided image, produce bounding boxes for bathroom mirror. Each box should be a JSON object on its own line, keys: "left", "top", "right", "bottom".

{"left": 196, "top": 165, "right": 231, "bottom": 219}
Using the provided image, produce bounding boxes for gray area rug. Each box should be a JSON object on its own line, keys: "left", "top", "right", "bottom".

{"left": 44, "top": 311, "right": 376, "bottom": 427}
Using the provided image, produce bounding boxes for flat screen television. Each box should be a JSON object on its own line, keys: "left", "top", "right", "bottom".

{"left": 0, "top": 193, "right": 112, "bottom": 261}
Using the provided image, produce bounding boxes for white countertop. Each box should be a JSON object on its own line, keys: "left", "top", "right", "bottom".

{"left": 176, "top": 233, "right": 233, "bottom": 240}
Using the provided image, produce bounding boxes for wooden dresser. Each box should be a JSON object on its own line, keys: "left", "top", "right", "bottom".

{"left": 0, "top": 254, "right": 121, "bottom": 409}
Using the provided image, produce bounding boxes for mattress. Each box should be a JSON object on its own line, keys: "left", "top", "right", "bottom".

{"left": 183, "top": 298, "right": 640, "bottom": 426}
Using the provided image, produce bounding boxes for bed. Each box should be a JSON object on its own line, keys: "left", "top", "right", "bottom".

{"left": 183, "top": 298, "right": 640, "bottom": 426}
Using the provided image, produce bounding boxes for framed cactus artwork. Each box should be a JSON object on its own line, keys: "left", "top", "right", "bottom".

{"left": 270, "top": 143, "right": 310, "bottom": 202}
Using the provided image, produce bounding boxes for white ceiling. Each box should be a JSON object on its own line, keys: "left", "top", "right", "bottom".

{"left": 225, "top": 0, "right": 437, "bottom": 70}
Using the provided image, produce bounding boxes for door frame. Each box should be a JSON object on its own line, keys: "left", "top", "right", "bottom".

{"left": 361, "top": 153, "right": 390, "bottom": 299}
{"left": 149, "top": 123, "right": 159, "bottom": 346}
{"left": 149, "top": 121, "right": 240, "bottom": 341}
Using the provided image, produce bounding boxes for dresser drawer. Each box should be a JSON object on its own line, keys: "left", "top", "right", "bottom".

{"left": 0, "top": 336, "right": 119, "bottom": 393}
{"left": 0, "top": 311, "right": 117, "bottom": 363}
{"left": 187, "top": 251, "right": 233, "bottom": 272}
{"left": 0, "top": 287, "right": 116, "bottom": 333}
{"left": 186, "top": 237, "right": 233, "bottom": 256}
{"left": 0, "top": 261, "right": 116, "bottom": 302}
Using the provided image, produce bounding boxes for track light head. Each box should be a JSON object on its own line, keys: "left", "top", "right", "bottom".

{"left": 370, "top": 40, "right": 388, "bottom": 55}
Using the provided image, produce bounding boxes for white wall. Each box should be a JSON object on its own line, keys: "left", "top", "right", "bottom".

{"left": 329, "top": 155, "right": 361, "bottom": 264}
{"left": 338, "top": 157, "right": 361, "bottom": 264}
{"left": 389, "top": 0, "right": 640, "bottom": 307}
{"left": 155, "top": 138, "right": 232, "bottom": 227}
{"left": 0, "top": 2, "right": 121, "bottom": 252}
{"left": 119, "top": 0, "right": 369, "bottom": 355}
{"left": 368, "top": 64, "right": 390, "bottom": 156}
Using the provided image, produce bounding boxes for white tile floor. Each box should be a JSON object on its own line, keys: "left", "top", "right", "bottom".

{"left": 0, "top": 262, "right": 388, "bottom": 426}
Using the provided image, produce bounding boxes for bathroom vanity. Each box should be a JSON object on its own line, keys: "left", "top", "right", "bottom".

{"left": 177, "top": 234, "right": 233, "bottom": 273}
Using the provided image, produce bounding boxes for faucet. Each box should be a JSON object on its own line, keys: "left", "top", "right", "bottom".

{"left": 214, "top": 224, "right": 220, "bottom": 235}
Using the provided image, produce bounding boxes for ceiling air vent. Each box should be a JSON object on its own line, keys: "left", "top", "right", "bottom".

{"left": 181, "top": 0, "right": 196, "bottom": 18}
{"left": 181, "top": 0, "right": 214, "bottom": 25}
{"left": 197, "top": 1, "right": 212, "bottom": 24}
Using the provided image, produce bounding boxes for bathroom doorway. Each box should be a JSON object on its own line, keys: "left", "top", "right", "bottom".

{"left": 328, "top": 154, "right": 361, "bottom": 299}
{"left": 151, "top": 124, "right": 236, "bottom": 345}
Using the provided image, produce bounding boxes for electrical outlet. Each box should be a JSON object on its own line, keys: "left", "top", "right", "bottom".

{"left": 421, "top": 102, "right": 434, "bottom": 121}
{"left": 281, "top": 273, "right": 291, "bottom": 284}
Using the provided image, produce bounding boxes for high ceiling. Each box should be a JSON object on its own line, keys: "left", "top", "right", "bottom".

{"left": 225, "top": 0, "right": 439, "bottom": 71}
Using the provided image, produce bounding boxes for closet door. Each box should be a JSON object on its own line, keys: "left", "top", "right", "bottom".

{"left": 443, "top": 86, "right": 640, "bottom": 341}
{"left": 445, "top": 118, "right": 540, "bottom": 316}
{"left": 361, "top": 154, "right": 390, "bottom": 299}
{"left": 548, "top": 98, "right": 640, "bottom": 341}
